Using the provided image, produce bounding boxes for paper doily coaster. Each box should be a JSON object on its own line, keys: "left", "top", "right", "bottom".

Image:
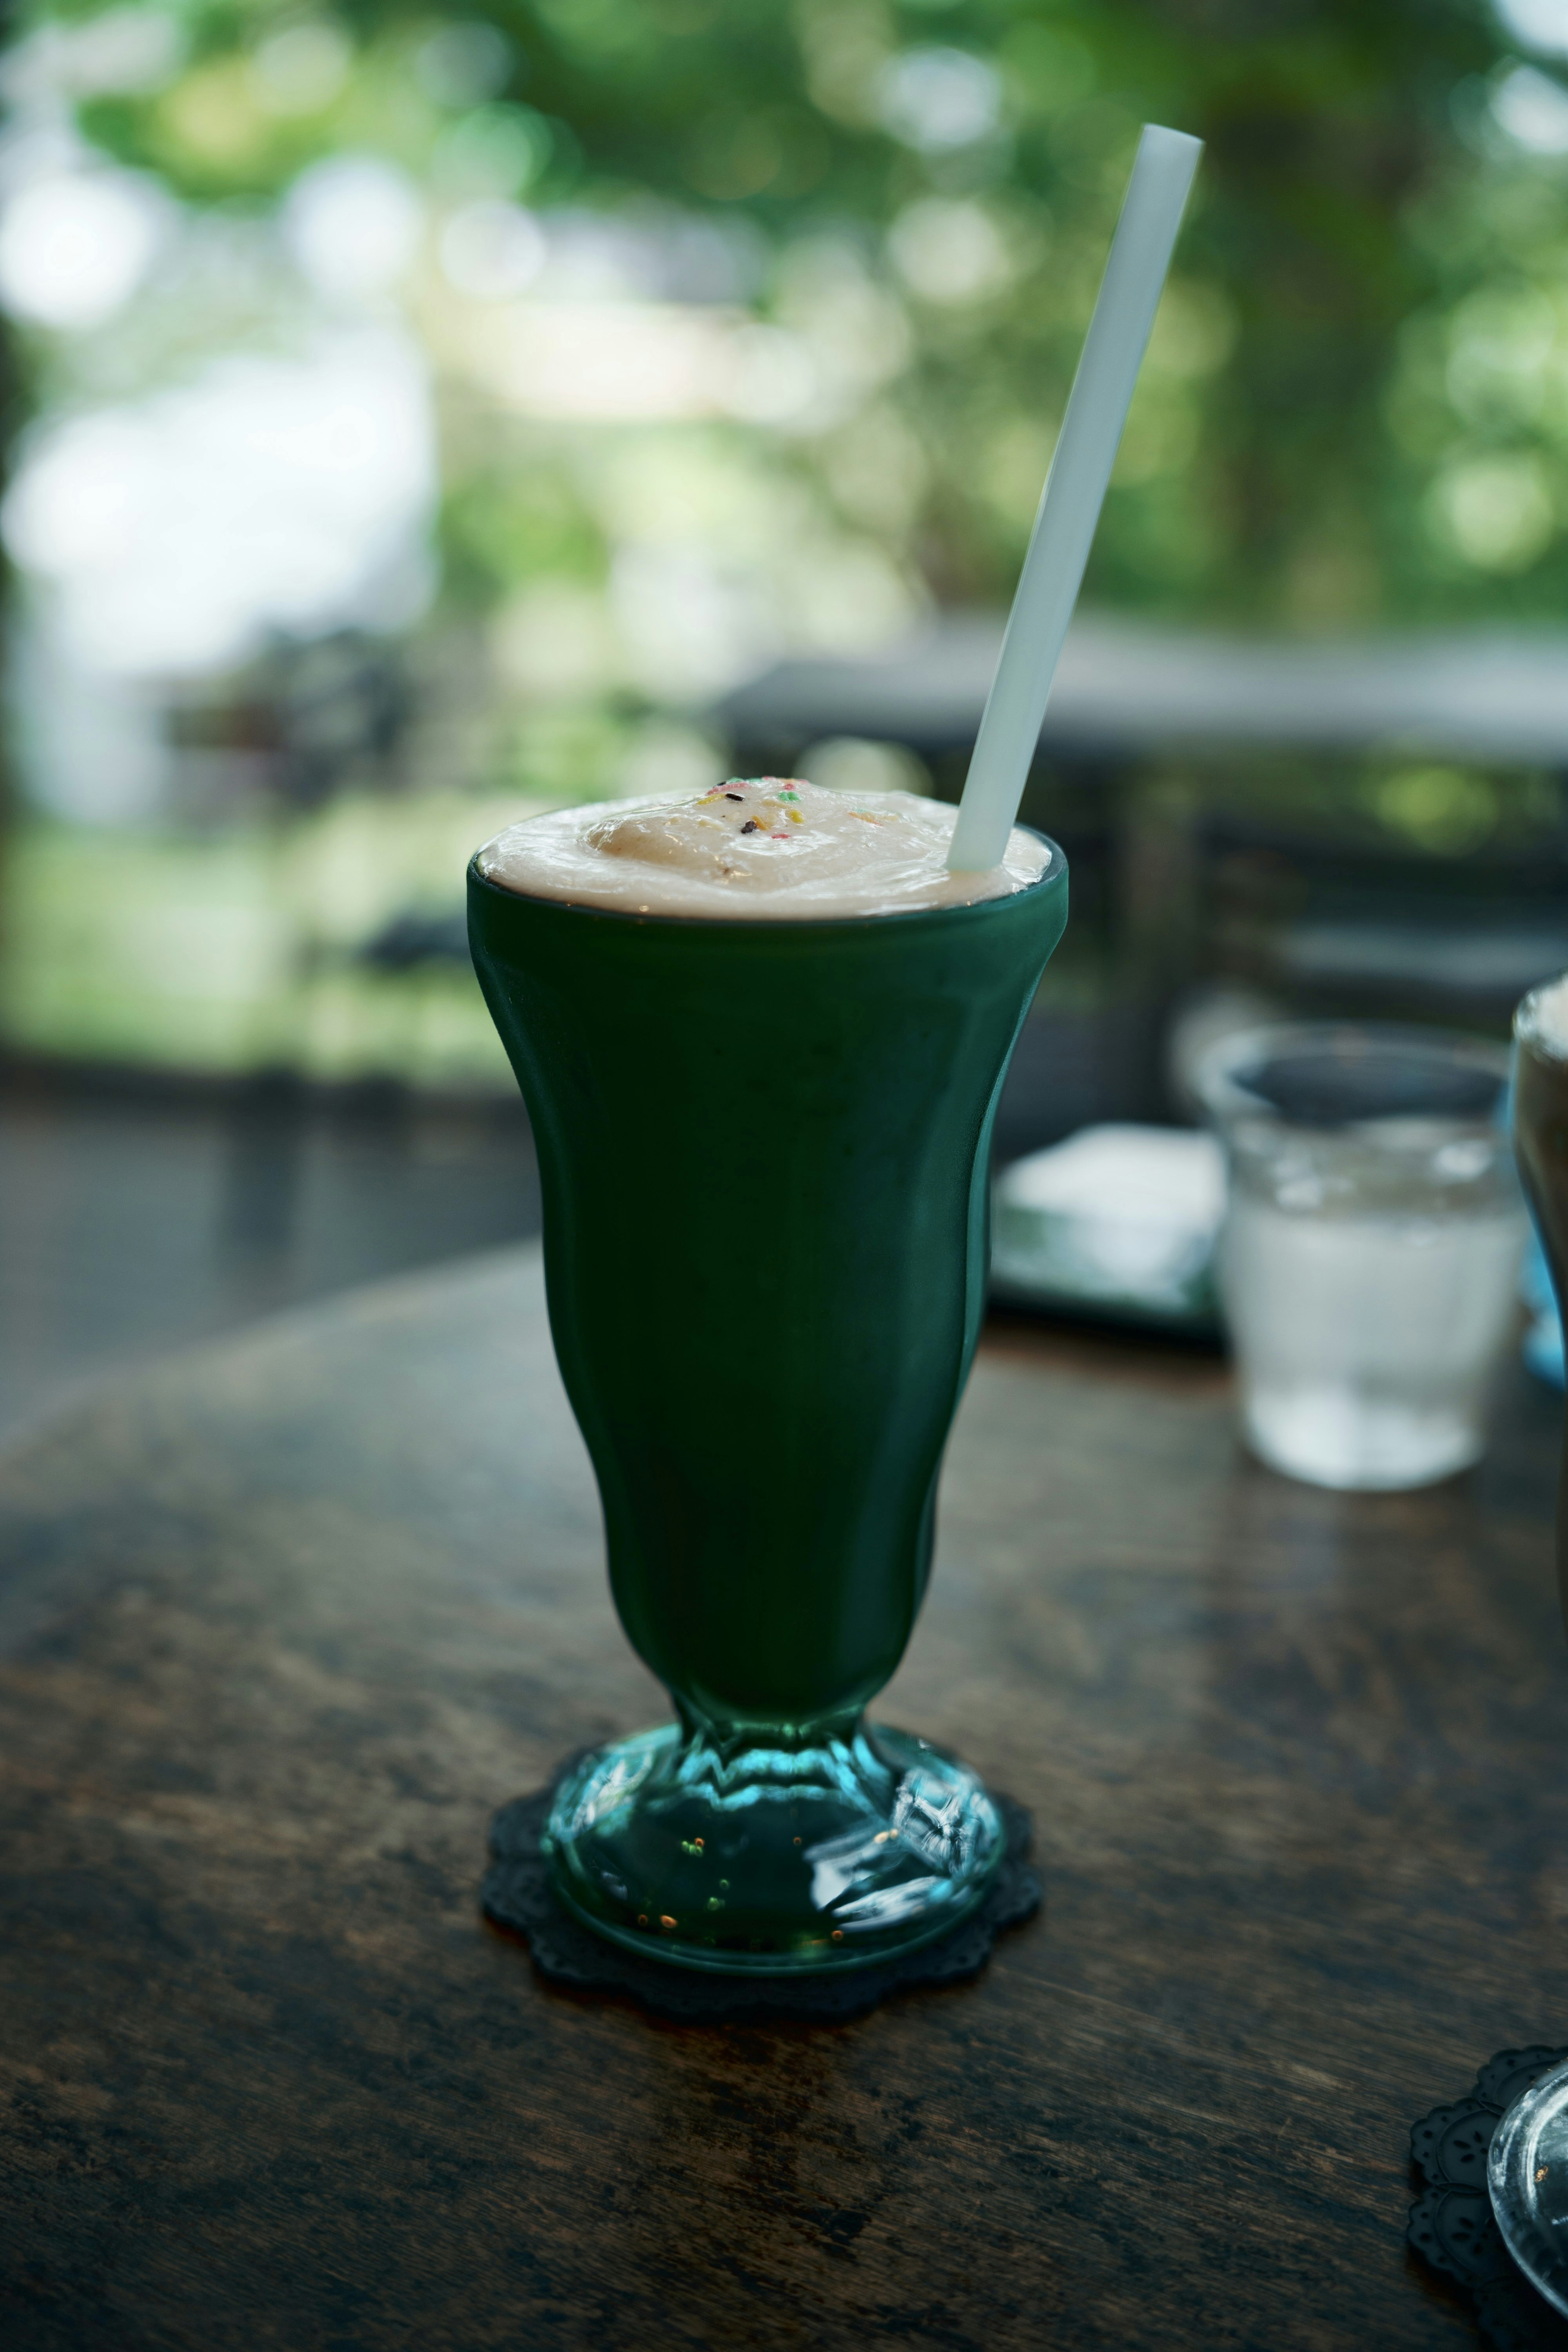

{"left": 1409, "top": 2046, "right": 1568, "bottom": 2352}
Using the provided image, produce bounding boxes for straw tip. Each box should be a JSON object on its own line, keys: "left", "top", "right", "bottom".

{"left": 1139, "top": 122, "right": 1204, "bottom": 163}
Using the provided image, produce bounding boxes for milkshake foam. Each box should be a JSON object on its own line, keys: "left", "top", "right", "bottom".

{"left": 475, "top": 777, "right": 1048, "bottom": 920}
{"left": 1519, "top": 973, "right": 1568, "bottom": 1059}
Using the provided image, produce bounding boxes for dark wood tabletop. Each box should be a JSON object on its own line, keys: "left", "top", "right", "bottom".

{"left": 0, "top": 1245, "right": 1563, "bottom": 2351}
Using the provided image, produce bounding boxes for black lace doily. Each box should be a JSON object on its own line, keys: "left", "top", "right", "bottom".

{"left": 480, "top": 1761, "right": 1040, "bottom": 2022}
{"left": 1409, "top": 2047, "right": 1568, "bottom": 2351}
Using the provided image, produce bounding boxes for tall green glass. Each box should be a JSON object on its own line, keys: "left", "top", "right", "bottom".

{"left": 468, "top": 839, "right": 1068, "bottom": 1973}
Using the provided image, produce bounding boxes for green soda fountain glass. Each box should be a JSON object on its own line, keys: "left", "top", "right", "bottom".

{"left": 468, "top": 839, "right": 1068, "bottom": 1974}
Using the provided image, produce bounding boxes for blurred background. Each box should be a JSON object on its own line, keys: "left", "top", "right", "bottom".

{"left": 2, "top": 0, "right": 1567, "bottom": 1429}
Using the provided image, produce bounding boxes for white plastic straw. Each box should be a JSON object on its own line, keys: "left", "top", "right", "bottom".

{"left": 947, "top": 123, "right": 1203, "bottom": 872}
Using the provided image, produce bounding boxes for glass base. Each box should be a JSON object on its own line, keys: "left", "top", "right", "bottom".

{"left": 544, "top": 1717, "right": 1005, "bottom": 1976}
{"left": 1242, "top": 1381, "right": 1484, "bottom": 1491}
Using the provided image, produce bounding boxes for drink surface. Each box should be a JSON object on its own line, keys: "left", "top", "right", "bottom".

{"left": 475, "top": 777, "right": 1048, "bottom": 920}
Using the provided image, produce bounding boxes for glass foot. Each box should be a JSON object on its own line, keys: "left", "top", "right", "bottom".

{"left": 545, "top": 1717, "right": 1005, "bottom": 1976}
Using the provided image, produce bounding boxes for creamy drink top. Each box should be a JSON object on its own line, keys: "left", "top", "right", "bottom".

{"left": 475, "top": 776, "right": 1049, "bottom": 920}
{"left": 1520, "top": 974, "right": 1568, "bottom": 1058}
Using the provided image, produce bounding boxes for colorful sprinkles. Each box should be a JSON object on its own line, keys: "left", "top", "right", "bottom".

{"left": 696, "top": 775, "right": 817, "bottom": 846}
{"left": 681, "top": 774, "right": 906, "bottom": 886}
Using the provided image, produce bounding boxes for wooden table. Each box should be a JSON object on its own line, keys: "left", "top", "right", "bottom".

{"left": 1, "top": 1246, "right": 1563, "bottom": 2350}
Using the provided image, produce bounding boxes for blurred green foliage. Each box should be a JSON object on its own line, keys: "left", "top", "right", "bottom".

{"left": 11, "top": 1, "right": 1568, "bottom": 1078}
{"left": 30, "top": 0, "right": 1563, "bottom": 633}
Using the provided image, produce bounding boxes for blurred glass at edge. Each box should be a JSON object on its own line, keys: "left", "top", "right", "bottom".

{"left": 2, "top": 2, "right": 1568, "bottom": 1129}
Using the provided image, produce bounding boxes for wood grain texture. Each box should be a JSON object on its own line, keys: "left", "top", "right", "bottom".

{"left": 0, "top": 1245, "right": 1561, "bottom": 2351}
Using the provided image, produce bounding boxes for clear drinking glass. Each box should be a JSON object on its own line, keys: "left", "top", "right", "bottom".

{"left": 1194, "top": 1022, "right": 1524, "bottom": 1492}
